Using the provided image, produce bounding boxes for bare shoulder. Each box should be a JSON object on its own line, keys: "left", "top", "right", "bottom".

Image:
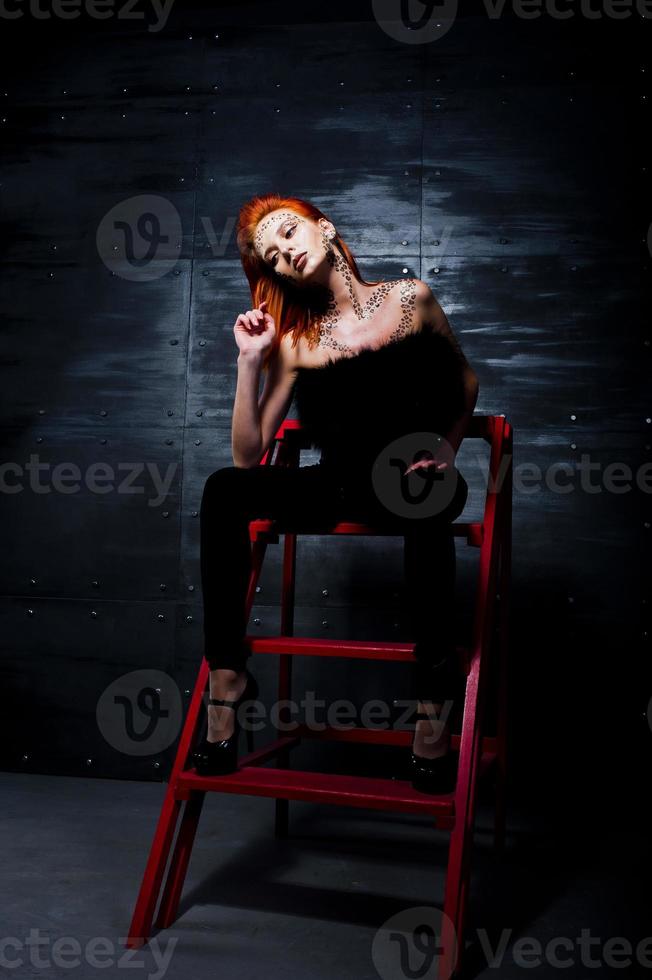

{"left": 411, "top": 278, "right": 448, "bottom": 332}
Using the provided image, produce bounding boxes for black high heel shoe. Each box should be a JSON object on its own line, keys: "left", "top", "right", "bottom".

{"left": 409, "top": 709, "right": 459, "bottom": 795}
{"left": 191, "top": 668, "right": 259, "bottom": 776}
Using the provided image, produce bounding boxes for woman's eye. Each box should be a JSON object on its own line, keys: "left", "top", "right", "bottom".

{"left": 271, "top": 224, "right": 296, "bottom": 267}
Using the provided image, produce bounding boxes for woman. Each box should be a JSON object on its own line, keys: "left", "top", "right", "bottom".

{"left": 192, "top": 194, "right": 480, "bottom": 794}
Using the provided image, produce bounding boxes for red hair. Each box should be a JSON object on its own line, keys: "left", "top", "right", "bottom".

{"left": 236, "top": 193, "right": 383, "bottom": 372}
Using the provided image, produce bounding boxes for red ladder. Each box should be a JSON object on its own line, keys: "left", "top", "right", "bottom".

{"left": 126, "top": 414, "right": 512, "bottom": 980}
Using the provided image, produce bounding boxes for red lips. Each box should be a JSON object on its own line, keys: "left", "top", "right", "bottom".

{"left": 293, "top": 251, "right": 306, "bottom": 270}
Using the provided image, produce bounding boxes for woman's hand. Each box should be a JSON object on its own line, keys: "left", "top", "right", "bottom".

{"left": 234, "top": 300, "right": 276, "bottom": 357}
{"left": 403, "top": 442, "right": 455, "bottom": 476}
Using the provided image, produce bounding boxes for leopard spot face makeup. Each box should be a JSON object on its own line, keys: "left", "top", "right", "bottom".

{"left": 254, "top": 210, "right": 304, "bottom": 262}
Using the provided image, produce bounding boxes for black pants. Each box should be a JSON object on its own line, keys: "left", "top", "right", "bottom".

{"left": 199, "top": 460, "right": 469, "bottom": 701}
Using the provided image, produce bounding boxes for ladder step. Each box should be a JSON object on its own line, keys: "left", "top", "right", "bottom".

{"left": 249, "top": 517, "right": 483, "bottom": 546}
{"left": 249, "top": 634, "right": 469, "bottom": 663}
{"left": 179, "top": 765, "right": 456, "bottom": 816}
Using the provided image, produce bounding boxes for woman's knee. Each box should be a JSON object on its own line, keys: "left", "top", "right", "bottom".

{"left": 202, "top": 465, "right": 242, "bottom": 502}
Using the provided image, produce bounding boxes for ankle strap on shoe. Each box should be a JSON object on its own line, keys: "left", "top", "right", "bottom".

{"left": 208, "top": 697, "right": 236, "bottom": 709}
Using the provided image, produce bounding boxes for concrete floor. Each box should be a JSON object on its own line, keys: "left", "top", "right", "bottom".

{"left": 1, "top": 771, "right": 649, "bottom": 980}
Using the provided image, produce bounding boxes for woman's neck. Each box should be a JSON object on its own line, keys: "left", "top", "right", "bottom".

{"left": 304, "top": 247, "right": 372, "bottom": 323}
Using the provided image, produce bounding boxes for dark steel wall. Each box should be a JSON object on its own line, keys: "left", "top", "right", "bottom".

{"left": 1, "top": 2, "right": 648, "bottom": 793}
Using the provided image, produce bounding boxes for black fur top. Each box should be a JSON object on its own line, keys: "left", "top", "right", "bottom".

{"left": 292, "top": 328, "right": 467, "bottom": 476}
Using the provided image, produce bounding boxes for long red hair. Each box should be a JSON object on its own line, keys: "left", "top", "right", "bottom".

{"left": 236, "top": 194, "right": 383, "bottom": 372}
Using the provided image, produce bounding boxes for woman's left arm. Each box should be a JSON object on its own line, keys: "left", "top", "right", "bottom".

{"left": 408, "top": 280, "right": 480, "bottom": 471}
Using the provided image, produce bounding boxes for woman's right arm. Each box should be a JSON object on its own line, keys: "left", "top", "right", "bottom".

{"left": 231, "top": 301, "right": 296, "bottom": 468}
{"left": 231, "top": 349, "right": 266, "bottom": 468}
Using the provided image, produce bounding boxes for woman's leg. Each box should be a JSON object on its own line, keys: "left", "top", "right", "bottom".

{"left": 402, "top": 469, "right": 469, "bottom": 758}
{"left": 199, "top": 462, "right": 340, "bottom": 740}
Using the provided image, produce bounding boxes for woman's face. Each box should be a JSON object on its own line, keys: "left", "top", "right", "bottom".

{"left": 254, "top": 209, "right": 333, "bottom": 285}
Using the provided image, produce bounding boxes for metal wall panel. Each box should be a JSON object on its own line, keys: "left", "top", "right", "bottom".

{"left": 0, "top": 7, "right": 647, "bottom": 784}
